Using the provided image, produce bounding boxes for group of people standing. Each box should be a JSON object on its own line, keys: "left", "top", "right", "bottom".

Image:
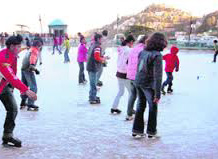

{"left": 76, "top": 31, "right": 180, "bottom": 139}
{"left": 0, "top": 30, "right": 181, "bottom": 147}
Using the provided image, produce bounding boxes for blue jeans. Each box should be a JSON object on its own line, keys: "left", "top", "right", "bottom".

{"left": 127, "top": 81, "right": 137, "bottom": 116}
{"left": 162, "top": 72, "right": 173, "bottom": 89}
{"left": 21, "top": 70, "right": 37, "bottom": 105}
{"left": 64, "top": 49, "right": 70, "bottom": 62}
{"left": 132, "top": 87, "right": 157, "bottom": 135}
{"left": 88, "top": 71, "right": 98, "bottom": 101}
{"left": 52, "top": 45, "right": 62, "bottom": 54}
{"left": 78, "top": 62, "right": 86, "bottom": 83}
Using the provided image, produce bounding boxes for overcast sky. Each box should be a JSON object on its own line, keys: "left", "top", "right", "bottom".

{"left": 1, "top": 0, "right": 218, "bottom": 34}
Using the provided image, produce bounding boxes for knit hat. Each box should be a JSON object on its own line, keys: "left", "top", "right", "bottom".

{"left": 171, "top": 46, "right": 179, "bottom": 54}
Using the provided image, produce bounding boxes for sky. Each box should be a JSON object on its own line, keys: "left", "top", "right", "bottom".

{"left": 1, "top": 0, "right": 218, "bottom": 35}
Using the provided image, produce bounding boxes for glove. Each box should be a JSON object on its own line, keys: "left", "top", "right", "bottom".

{"left": 28, "top": 65, "right": 36, "bottom": 72}
{"left": 35, "top": 69, "right": 40, "bottom": 75}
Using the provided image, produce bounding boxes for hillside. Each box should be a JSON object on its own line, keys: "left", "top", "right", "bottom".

{"left": 84, "top": 4, "right": 197, "bottom": 38}
{"left": 196, "top": 11, "right": 218, "bottom": 33}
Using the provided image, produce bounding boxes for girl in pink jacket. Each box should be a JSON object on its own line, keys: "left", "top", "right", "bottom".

{"left": 125, "top": 35, "right": 147, "bottom": 120}
{"left": 77, "top": 37, "right": 88, "bottom": 84}
{"left": 111, "top": 35, "right": 135, "bottom": 115}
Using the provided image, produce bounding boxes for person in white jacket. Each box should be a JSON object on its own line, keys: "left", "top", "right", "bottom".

{"left": 111, "top": 35, "right": 135, "bottom": 115}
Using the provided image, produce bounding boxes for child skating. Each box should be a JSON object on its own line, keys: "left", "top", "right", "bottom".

{"left": 20, "top": 40, "right": 42, "bottom": 111}
{"left": 161, "top": 46, "right": 180, "bottom": 95}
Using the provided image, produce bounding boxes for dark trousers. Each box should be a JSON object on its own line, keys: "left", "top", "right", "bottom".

{"left": 127, "top": 81, "right": 137, "bottom": 116}
{"left": 78, "top": 62, "right": 86, "bottom": 83}
{"left": 213, "top": 51, "right": 218, "bottom": 62}
{"left": 0, "top": 86, "right": 18, "bottom": 136}
{"left": 132, "top": 87, "right": 157, "bottom": 135}
{"left": 162, "top": 72, "right": 173, "bottom": 90}
{"left": 21, "top": 70, "right": 37, "bottom": 105}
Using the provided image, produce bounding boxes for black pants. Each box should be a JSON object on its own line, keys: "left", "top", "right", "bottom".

{"left": 132, "top": 87, "right": 157, "bottom": 135}
{"left": 0, "top": 86, "right": 18, "bottom": 137}
{"left": 78, "top": 62, "right": 86, "bottom": 83}
{"left": 213, "top": 51, "right": 218, "bottom": 62}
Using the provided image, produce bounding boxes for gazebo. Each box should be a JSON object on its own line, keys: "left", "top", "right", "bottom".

{"left": 48, "top": 19, "right": 67, "bottom": 36}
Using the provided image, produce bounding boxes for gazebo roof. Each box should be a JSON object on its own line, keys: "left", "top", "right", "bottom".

{"left": 49, "top": 19, "right": 66, "bottom": 26}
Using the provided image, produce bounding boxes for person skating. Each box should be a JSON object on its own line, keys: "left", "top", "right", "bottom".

{"left": 161, "top": 46, "right": 180, "bottom": 95}
{"left": 126, "top": 35, "right": 148, "bottom": 120}
{"left": 34, "top": 34, "right": 44, "bottom": 65}
{"left": 132, "top": 32, "right": 167, "bottom": 139}
{"left": 63, "top": 35, "right": 70, "bottom": 63}
{"left": 77, "top": 36, "right": 88, "bottom": 84}
{"left": 86, "top": 34, "right": 109, "bottom": 104}
{"left": 96, "top": 30, "right": 109, "bottom": 87}
{"left": 52, "top": 35, "right": 62, "bottom": 55}
{"left": 20, "top": 40, "right": 42, "bottom": 111}
{"left": 213, "top": 40, "right": 218, "bottom": 63}
{"left": 111, "top": 35, "right": 135, "bottom": 114}
{"left": 0, "top": 35, "right": 37, "bottom": 147}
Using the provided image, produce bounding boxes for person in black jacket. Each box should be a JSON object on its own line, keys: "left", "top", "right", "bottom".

{"left": 86, "top": 34, "right": 109, "bottom": 104}
{"left": 132, "top": 32, "right": 167, "bottom": 139}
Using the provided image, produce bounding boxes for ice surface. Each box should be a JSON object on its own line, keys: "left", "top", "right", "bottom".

{"left": 0, "top": 47, "right": 217, "bottom": 159}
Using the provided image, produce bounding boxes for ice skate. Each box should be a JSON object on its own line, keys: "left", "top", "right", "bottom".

{"left": 132, "top": 132, "right": 145, "bottom": 138}
{"left": 147, "top": 133, "right": 161, "bottom": 139}
{"left": 2, "top": 137, "right": 22, "bottom": 148}
{"left": 167, "top": 88, "right": 173, "bottom": 93}
{"left": 161, "top": 87, "right": 166, "bottom": 95}
{"left": 20, "top": 99, "right": 27, "bottom": 110}
{"left": 89, "top": 99, "right": 101, "bottom": 104}
{"left": 125, "top": 115, "right": 134, "bottom": 121}
{"left": 27, "top": 104, "right": 39, "bottom": 111}
{"left": 97, "top": 81, "right": 103, "bottom": 87}
{"left": 111, "top": 108, "right": 122, "bottom": 114}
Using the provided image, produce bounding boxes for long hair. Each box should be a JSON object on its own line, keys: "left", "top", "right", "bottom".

{"left": 145, "top": 32, "right": 167, "bottom": 52}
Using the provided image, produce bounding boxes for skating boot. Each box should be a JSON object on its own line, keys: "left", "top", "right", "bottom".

{"left": 161, "top": 87, "right": 166, "bottom": 95}
{"left": 89, "top": 97, "right": 101, "bottom": 104}
{"left": 147, "top": 133, "right": 161, "bottom": 139}
{"left": 167, "top": 88, "right": 173, "bottom": 93}
{"left": 20, "top": 99, "right": 27, "bottom": 110}
{"left": 97, "top": 81, "right": 103, "bottom": 87}
{"left": 27, "top": 105, "right": 39, "bottom": 111}
{"left": 111, "top": 108, "right": 122, "bottom": 114}
{"left": 132, "top": 132, "right": 145, "bottom": 138}
{"left": 2, "top": 136, "right": 22, "bottom": 147}
{"left": 125, "top": 115, "right": 134, "bottom": 121}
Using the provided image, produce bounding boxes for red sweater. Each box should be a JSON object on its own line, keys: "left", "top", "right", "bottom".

{"left": 0, "top": 48, "right": 28, "bottom": 94}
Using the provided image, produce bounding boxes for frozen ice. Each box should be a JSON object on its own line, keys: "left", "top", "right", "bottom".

{"left": 0, "top": 47, "right": 217, "bottom": 159}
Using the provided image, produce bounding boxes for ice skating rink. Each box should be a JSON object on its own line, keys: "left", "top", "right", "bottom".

{"left": 0, "top": 47, "right": 217, "bottom": 159}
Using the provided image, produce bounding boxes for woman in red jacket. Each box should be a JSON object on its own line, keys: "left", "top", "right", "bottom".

{"left": 161, "top": 46, "right": 180, "bottom": 94}
{"left": 0, "top": 35, "right": 37, "bottom": 147}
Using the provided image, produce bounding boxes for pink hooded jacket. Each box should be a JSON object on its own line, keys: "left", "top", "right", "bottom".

{"left": 117, "top": 46, "right": 132, "bottom": 74}
{"left": 126, "top": 43, "right": 145, "bottom": 80}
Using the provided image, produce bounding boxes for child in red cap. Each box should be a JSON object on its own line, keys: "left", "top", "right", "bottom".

{"left": 161, "top": 46, "right": 180, "bottom": 94}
